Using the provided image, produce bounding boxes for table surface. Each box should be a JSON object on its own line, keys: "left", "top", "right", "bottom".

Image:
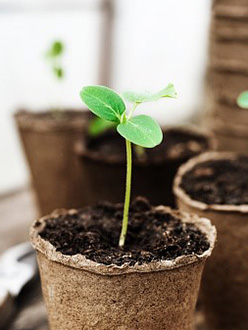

{"left": 0, "top": 188, "right": 207, "bottom": 330}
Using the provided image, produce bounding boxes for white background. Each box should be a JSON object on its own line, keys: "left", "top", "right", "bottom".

{"left": 0, "top": 0, "right": 211, "bottom": 194}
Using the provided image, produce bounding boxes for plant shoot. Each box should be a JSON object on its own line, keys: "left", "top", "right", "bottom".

{"left": 80, "top": 85, "right": 177, "bottom": 247}
{"left": 46, "top": 40, "right": 65, "bottom": 80}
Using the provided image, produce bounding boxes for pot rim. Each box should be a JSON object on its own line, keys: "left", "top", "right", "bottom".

{"left": 14, "top": 109, "right": 90, "bottom": 132}
{"left": 173, "top": 151, "right": 248, "bottom": 213}
{"left": 30, "top": 205, "right": 216, "bottom": 276}
{"left": 74, "top": 125, "right": 216, "bottom": 166}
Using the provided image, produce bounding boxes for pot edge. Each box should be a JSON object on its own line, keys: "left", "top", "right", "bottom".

{"left": 14, "top": 109, "right": 91, "bottom": 132}
{"left": 30, "top": 205, "right": 216, "bottom": 276}
{"left": 173, "top": 151, "right": 248, "bottom": 213}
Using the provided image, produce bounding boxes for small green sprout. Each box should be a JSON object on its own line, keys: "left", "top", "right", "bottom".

{"left": 46, "top": 40, "right": 65, "bottom": 80}
{"left": 80, "top": 84, "right": 177, "bottom": 247}
{"left": 88, "top": 117, "right": 117, "bottom": 136}
{"left": 237, "top": 91, "right": 248, "bottom": 109}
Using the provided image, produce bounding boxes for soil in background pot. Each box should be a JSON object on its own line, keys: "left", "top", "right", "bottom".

{"left": 76, "top": 127, "right": 213, "bottom": 207}
{"left": 180, "top": 155, "right": 248, "bottom": 205}
{"left": 15, "top": 109, "right": 91, "bottom": 215}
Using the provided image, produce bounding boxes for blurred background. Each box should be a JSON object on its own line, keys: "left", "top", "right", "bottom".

{"left": 0, "top": 0, "right": 212, "bottom": 195}
{"left": 0, "top": 1, "right": 214, "bottom": 328}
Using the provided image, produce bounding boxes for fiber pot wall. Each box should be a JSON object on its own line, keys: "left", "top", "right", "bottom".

{"left": 207, "top": 119, "right": 248, "bottom": 152}
{"left": 211, "top": 16, "right": 248, "bottom": 42}
{"left": 75, "top": 127, "right": 214, "bottom": 207}
{"left": 209, "top": 69, "right": 248, "bottom": 105}
{"left": 207, "top": 99, "right": 248, "bottom": 128}
{"left": 174, "top": 152, "right": 248, "bottom": 330}
{"left": 213, "top": 0, "right": 248, "bottom": 8}
{"left": 210, "top": 40, "right": 248, "bottom": 74}
{"left": 15, "top": 110, "right": 91, "bottom": 215}
{"left": 213, "top": 4, "right": 248, "bottom": 21}
{"left": 30, "top": 207, "right": 216, "bottom": 330}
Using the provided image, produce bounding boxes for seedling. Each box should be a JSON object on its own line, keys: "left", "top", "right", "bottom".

{"left": 80, "top": 84, "right": 177, "bottom": 247}
{"left": 237, "top": 91, "right": 248, "bottom": 109}
{"left": 46, "top": 40, "right": 65, "bottom": 80}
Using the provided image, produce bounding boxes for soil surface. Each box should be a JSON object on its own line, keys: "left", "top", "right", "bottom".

{"left": 180, "top": 156, "right": 248, "bottom": 205}
{"left": 39, "top": 197, "right": 209, "bottom": 266}
{"left": 85, "top": 128, "right": 209, "bottom": 164}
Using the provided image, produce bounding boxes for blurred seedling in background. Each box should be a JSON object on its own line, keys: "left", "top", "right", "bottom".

{"left": 237, "top": 91, "right": 248, "bottom": 109}
{"left": 46, "top": 40, "right": 65, "bottom": 80}
{"left": 80, "top": 84, "right": 177, "bottom": 247}
{"left": 45, "top": 40, "right": 65, "bottom": 116}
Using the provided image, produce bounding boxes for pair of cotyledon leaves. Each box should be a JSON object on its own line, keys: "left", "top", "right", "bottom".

{"left": 80, "top": 84, "right": 177, "bottom": 148}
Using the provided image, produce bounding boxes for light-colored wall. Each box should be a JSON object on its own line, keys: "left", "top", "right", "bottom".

{"left": 0, "top": 0, "right": 211, "bottom": 194}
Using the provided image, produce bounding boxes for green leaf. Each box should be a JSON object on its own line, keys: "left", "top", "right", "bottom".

{"left": 53, "top": 66, "right": 64, "bottom": 79}
{"left": 117, "top": 115, "right": 163, "bottom": 148}
{"left": 80, "top": 86, "right": 126, "bottom": 122}
{"left": 47, "top": 41, "right": 64, "bottom": 58}
{"left": 88, "top": 117, "right": 116, "bottom": 136}
{"left": 237, "top": 91, "right": 248, "bottom": 109}
{"left": 122, "top": 83, "right": 177, "bottom": 103}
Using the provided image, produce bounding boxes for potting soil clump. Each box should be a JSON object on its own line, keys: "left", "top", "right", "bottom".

{"left": 39, "top": 197, "right": 209, "bottom": 266}
{"left": 180, "top": 156, "right": 248, "bottom": 205}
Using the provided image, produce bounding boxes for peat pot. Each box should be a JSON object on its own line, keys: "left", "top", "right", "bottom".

{"left": 207, "top": 97, "right": 248, "bottom": 129}
{"left": 15, "top": 110, "right": 91, "bottom": 215}
{"left": 75, "top": 126, "right": 215, "bottom": 207}
{"left": 208, "top": 118, "right": 248, "bottom": 153}
{"left": 210, "top": 39, "right": 248, "bottom": 74}
{"left": 213, "top": 3, "right": 248, "bottom": 20}
{"left": 30, "top": 199, "right": 216, "bottom": 330}
{"left": 209, "top": 69, "right": 248, "bottom": 106}
{"left": 174, "top": 152, "right": 248, "bottom": 329}
{"left": 211, "top": 15, "right": 248, "bottom": 42}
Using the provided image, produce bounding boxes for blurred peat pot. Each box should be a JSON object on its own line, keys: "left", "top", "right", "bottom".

{"left": 75, "top": 126, "right": 216, "bottom": 207}
{"left": 15, "top": 109, "right": 91, "bottom": 215}
{"left": 206, "top": 0, "right": 248, "bottom": 152}
{"left": 174, "top": 152, "right": 248, "bottom": 329}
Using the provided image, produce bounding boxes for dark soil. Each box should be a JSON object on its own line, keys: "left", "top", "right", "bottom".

{"left": 85, "top": 128, "right": 209, "bottom": 164}
{"left": 180, "top": 156, "right": 248, "bottom": 205}
{"left": 39, "top": 197, "right": 209, "bottom": 266}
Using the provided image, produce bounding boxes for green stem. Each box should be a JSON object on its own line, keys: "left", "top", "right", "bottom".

{"left": 128, "top": 102, "right": 139, "bottom": 119}
{"left": 119, "top": 139, "right": 132, "bottom": 247}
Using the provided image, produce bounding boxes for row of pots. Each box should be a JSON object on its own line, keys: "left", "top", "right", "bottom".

{"left": 17, "top": 108, "right": 248, "bottom": 328}
{"left": 15, "top": 109, "right": 215, "bottom": 215}
{"left": 205, "top": 0, "right": 248, "bottom": 152}
{"left": 29, "top": 150, "right": 248, "bottom": 330}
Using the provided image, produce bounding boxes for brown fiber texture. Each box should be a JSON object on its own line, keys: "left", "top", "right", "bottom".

{"left": 30, "top": 206, "right": 216, "bottom": 330}
{"left": 211, "top": 16, "right": 248, "bottom": 42}
{"left": 15, "top": 110, "right": 91, "bottom": 215}
{"left": 205, "top": 1, "right": 248, "bottom": 154}
{"left": 174, "top": 152, "right": 248, "bottom": 330}
{"left": 75, "top": 126, "right": 214, "bottom": 208}
{"left": 206, "top": 117, "right": 248, "bottom": 153}
{"left": 209, "top": 70, "right": 248, "bottom": 106}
